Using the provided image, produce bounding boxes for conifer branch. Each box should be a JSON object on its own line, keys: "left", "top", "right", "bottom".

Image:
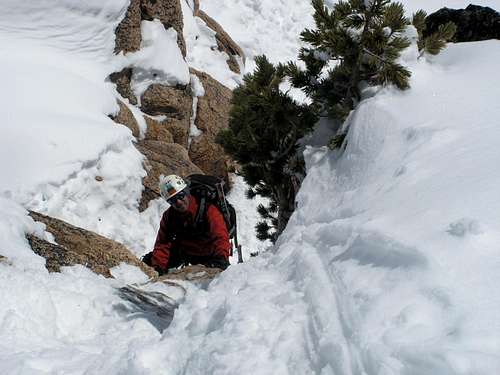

{"left": 363, "top": 47, "right": 388, "bottom": 62}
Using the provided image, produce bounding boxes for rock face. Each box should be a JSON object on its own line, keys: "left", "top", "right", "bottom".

{"left": 114, "top": 0, "right": 186, "bottom": 56}
{"left": 161, "top": 118, "right": 190, "bottom": 148}
{"left": 191, "top": 69, "right": 232, "bottom": 134}
{"left": 189, "top": 137, "right": 229, "bottom": 182}
{"left": 137, "top": 140, "right": 202, "bottom": 189}
{"left": 137, "top": 141, "right": 202, "bottom": 208}
{"left": 109, "top": 68, "right": 137, "bottom": 105}
{"left": 114, "top": 0, "right": 142, "bottom": 54}
{"left": 141, "top": 84, "right": 192, "bottom": 120}
{"left": 190, "top": 69, "right": 232, "bottom": 182}
{"left": 140, "top": 0, "right": 186, "bottom": 57}
{"left": 144, "top": 116, "right": 174, "bottom": 143}
{"left": 111, "top": 100, "right": 141, "bottom": 138}
{"left": 425, "top": 5, "right": 500, "bottom": 42}
{"left": 28, "top": 211, "right": 157, "bottom": 278}
{"left": 109, "top": 0, "right": 240, "bottom": 208}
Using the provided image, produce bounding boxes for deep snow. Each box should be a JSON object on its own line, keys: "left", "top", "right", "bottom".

{"left": 1, "top": 0, "right": 500, "bottom": 374}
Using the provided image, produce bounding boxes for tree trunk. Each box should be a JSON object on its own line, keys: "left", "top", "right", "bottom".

{"left": 275, "top": 175, "right": 299, "bottom": 238}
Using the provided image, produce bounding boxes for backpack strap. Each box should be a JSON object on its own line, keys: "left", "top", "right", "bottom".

{"left": 194, "top": 193, "right": 207, "bottom": 230}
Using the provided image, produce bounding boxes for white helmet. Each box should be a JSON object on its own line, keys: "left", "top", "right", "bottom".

{"left": 159, "top": 175, "right": 187, "bottom": 200}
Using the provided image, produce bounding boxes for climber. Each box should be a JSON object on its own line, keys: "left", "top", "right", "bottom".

{"left": 142, "top": 174, "right": 231, "bottom": 274}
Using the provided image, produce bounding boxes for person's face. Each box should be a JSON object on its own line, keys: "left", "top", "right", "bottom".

{"left": 167, "top": 191, "right": 190, "bottom": 213}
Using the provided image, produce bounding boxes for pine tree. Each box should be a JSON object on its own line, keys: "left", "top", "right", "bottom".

{"left": 287, "top": 0, "right": 414, "bottom": 146}
{"left": 217, "top": 56, "right": 318, "bottom": 242}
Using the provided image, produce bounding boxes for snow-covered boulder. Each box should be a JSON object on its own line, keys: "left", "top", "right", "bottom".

{"left": 108, "top": 1, "right": 242, "bottom": 199}
{"left": 140, "top": 0, "right": 187, "bottom": 56}
{"left": 114, "top": 0, "right": 186, "bottom": 56}
{"left": 111, "top": 100, "right": 141, "bottom": 138}
{"left": 28, "top": 211, "right": 157, "bottom": 279}
{"left": 109, "top": 68, "right": 137, "bottom": 105}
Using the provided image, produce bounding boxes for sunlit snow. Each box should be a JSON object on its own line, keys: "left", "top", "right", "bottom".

{"left": 1, "top": 0, "right": 500, "bottom": 374}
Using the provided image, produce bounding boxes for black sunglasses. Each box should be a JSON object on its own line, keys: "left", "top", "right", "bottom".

{"left": 167, "top": 190, "right": 187, "bottom": 205}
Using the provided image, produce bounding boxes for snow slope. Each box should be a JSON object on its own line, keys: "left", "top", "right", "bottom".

{"left": 0, "top": 0, "right": 160, "bottom": 256}
{"left": 289, "top": 40, "right": 500, "bottom": 373}
{"left": 123, "top": 39, "right": 500, "bottom": 374}
{"left": 197, "top": 0, "right": 315, "bottom": 74}
{"left": 1, "top": 0, "right": 500, "bottom": 374}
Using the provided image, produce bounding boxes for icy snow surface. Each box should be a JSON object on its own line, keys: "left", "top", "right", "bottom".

{"left": 1, "top": 0, "right": 500, "bottom": 374}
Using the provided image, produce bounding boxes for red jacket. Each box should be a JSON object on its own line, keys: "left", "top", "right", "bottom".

{"left": 151, "top": 195, "right": 231, "bottom": 269}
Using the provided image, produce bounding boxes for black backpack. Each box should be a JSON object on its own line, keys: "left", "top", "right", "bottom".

{"left": 185, "top": 174, "right": 238, "bottom": 242}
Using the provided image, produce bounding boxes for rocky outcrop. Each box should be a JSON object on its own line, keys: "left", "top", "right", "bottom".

{"left": 425, "top": 5, "right": 500, "bottom": 42}
{"left": 189, "top": 137, "right": 229, "bottom": 182}
{"left": 110, "top": 0, "right": 241, "bottom": 208}
{"left": 111, "top": 100, "right": 141, "bottom": 138}
{"left": 114, "top": 0, "right": 186, "bottom": 57}
{"left": 137, "top": 140, "right": 202, "bottom": 188}
{"left": 111, "top": 100, "right": 183, "bottom": 145}
{"left": 140, "top": 83, "right": 192, "bottom": 147}
{"left": 193, "top": 0, "right": 245, "bottom": 74}
{"left": 189, "top": 69, "right": 232, "bottom": 181}
{"left": 140, "top": 0, "right": 186, "bottom": 57}
{"left": 109, "top": 68, "right": 137, "bottom": 105}
{"left": 27, "top": 211, "right": 157, "bottom": 279}
{"left": 162, "top": 117, "right": 190, "bottom": 148}
{"left": 137, "top": 140, "right": 202, "bottom": 208}
{"left": 0, "top": 255, "right": 8, "bottom": 264}
{"left": 140, "top": 84, "right": 192, "bottom": 119}
{"left": 27, "top": 234, "right": 90, "bottom": 273}
{"left": 144, "top": 116, "right": 174, "bottom": 143}
{"left": 191, "top": 69, "right": 232, "bottom": 134}
{"left": 109, "top": 82, "right": 200, "bottom": 210}
{"left": 115, "top": 0, "right": 142, "bottom": 54}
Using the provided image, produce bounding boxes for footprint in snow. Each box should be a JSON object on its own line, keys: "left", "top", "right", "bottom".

{"left": 446, "top": 218, "right": 482, "bottom": 237}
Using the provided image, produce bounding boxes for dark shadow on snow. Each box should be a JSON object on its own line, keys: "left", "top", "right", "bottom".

{"left": 332, "top": 233, "right": 427, "bottom": 269}
{"left": 113, "top": 285, "right": 180, "bottom": 333}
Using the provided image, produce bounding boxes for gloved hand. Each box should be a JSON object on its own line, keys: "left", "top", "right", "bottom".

{"left": 142, "top": 251, "right": 168, "bottom": 275}
{"left": 155, "top": 266, "right": 168, "bottom": 276}
{"left": 206, "top": 256, "right": 230, "bottom": 270}
{"left": 141, "top": 252, "right": 154, "bottom": 266}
